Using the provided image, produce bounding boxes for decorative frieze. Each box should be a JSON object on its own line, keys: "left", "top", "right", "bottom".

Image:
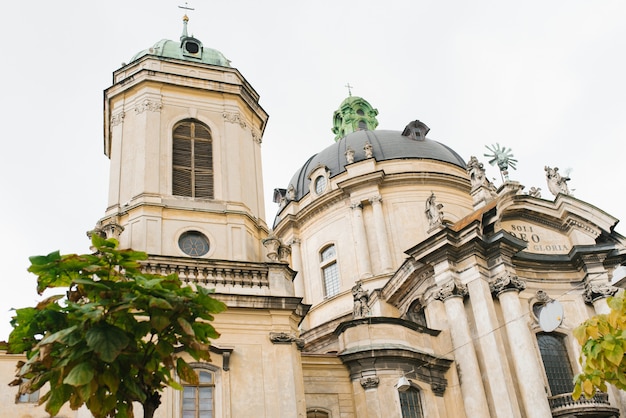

{"left": 135, "top": 99, "right": 162, "bottom": 114}
{"left": 222, "top": 111, "right": 247, "bottom": 128}
{"left": 110, "top": 111, "right": 125, "bottom": 127}
{"left": 490, "top": 275, "right": 526, "bottom": 297}
{"left": 435, "top": 280, "right": 468, "bottom": 301}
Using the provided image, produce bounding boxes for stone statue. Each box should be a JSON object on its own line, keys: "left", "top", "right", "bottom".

{"left": 286, "top": 184, "right": 295, "bottom": 201}
{"left": 352, "top": 282, "right": 370, "bottom": 318}
{"left": 345, "top": 146, "right": 355, "bottom": 164}
{"left": 545, "top": 166, "right": 570, "bottom": 196}
{"left": 467, "top": 156, "right": 487, "bottom": 189}
{"left": 425, "top": 192, "right": 444, "bottom": 227}
{"left": 364, "top": 141, "right": 373, "bottom": 158}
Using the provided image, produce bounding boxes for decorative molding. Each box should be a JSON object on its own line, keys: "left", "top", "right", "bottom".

{"left": 565, "top": 218, "right": 600, "bottom": 238}
{"left": 369, "top": 195, "right": 382, "bottom": 205}
{"left": 435, "top": 280, "right": 468, "bottom": 302}
{"left": 135, "top": 99, "right": 162, "bottom": 114}
{"left": 350, "top": 202, "right": 362, "bottom": 210}
{"left": 431, "top": 382, "right": 446, "bottom": 397}
{"left": 490, "top": 274, "right": 526, "bottom": 297}
{"left": 222, "top": 111, "right": 247, "bottom": 129}
{"left": 251, "top": 129, "right": 262, "bottom": 144}
{"left": 110, "top": 111, "right": 125, "bottom": 127}
{"left": 287, "top": 238, "right": 301, "bottom": 246}
{"left": 360, "top": 376, "right": 380, "bottom": 389}
{"left": 583, "top": 282, "right": 618, "bottom": 304}
{"left": 269, "top": 331, "right": 304, "bottom": 350}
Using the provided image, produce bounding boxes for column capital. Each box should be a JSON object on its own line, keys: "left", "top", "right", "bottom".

{"left": 368, "top": 195, "right": 382, "bottom": 204}
{"left": 350, "top": 202, "right": 362, "bottom": 210}
{"left": 287, "top": 238, "right": 301, "bottom": 246}
{"left": 435, "top": 280, "right": 468, "bottom": 301}
{"left": 490, "top": 274, "right": 526, "bottom": 298}
{"left": 583, "top": 282, "right": 618, "bottom": 304}
{"left": 360, "top": 376, "right": 380, "bottom": 389}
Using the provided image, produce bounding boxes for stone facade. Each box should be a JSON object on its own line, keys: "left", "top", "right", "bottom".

{"left": 3, "top": 17, "right": 626, "bottom": 418}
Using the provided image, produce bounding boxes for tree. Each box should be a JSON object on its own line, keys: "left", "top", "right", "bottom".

{"left": 8, "top": 235, "right": 226, "bottom": 418}
{"left": 573, "top": 293, "right": 626, "bottom": 400}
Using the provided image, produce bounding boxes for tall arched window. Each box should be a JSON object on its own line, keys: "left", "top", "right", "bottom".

{"left": 537, "top": 333, "right": 574, "bottom": 395}
{"left": 182, "top": 369, "right": 215, "bottom": 418}
{"left": 399, "top": 387, "right": 424, "bottom": 418}
{"left": 307, "top": 409, "right": 330, "bottom": 418}
{"left": 320, "top": 244, "right": 340, "bottom": 298}
{"left": 173, "top": 120, "right": 213, "bottom": 198}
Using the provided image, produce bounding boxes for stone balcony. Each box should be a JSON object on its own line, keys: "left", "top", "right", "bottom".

{"left": 141, "top": 255, "right": 296, "bottom": 297}
{"left": 549, "top": 392, "right": 619, "bottom": 417}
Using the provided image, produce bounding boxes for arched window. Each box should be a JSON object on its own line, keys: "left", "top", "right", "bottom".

{"left": 307, "top": 409, "right": 330, "bottom": 418}
{"left": 173, "top": 120, "right": 213, "bottom": 198}
{"left": 537, "top": 333, "right": 574, "bottom": 395}
{"left": 182, "top": 369, "right": 215, "bottom": 418}
{"left": 399, "top": 387, "right": 424, "bottom": 418}
{"left": 320, "top": 244, "right": 340, "bottom": 298}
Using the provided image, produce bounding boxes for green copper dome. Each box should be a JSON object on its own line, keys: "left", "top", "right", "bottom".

{"left": 332, "top": 96, "right": 379, "bottom": 141}
{"left": 129, "top": 15, "right": 231, "bottom": 67}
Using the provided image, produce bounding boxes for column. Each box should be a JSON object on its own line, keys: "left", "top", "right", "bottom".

{"left": 435, "top": 280, "right": 491, "bottom": 418}
{"left": 467, "top": 278, "right": 520, "bottom": 418}
{"left": 350, "top": 202, "right": 372, "bottom": 278}
{"left": 491, "top": 275, "right": 552, "bottom": 418}
{"left": 369, "top": 195, "right": 393, "bottom": 272}
{"left": 288, "top": 238, "right": 305, "bottom": 300}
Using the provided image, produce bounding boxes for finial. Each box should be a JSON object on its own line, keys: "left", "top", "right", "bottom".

{"left": 345, "top": 83, "right": 353, "bottom": 97}
{"left": 484, "top": 143, "right": 517, "bottom": 182}
{"left": 179, "top": 2, "right": 194, "bottom": 23}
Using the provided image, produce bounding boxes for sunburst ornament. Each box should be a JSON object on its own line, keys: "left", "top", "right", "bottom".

{"left": 484, "top": 143, "right": 517, "bottom": 182}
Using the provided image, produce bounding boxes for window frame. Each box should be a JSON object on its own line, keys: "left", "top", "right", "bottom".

{"left": 320, "top": 244, "right": 340, "bottom": 298}
{"left": 536, "top": 332, "right": 577, "bottom": 396}
{"left": 399, "top": 386, "right": 424, "bottom": 418}
{"left": 172, "top": 119, "right": 214, "bottom": 199}
{"left": 181, "top": 368, "right": 216, "bottom": 418}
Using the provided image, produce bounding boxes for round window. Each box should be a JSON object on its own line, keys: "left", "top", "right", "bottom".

{"left": 178, "top": 231, "right": 210, "bottom": 257}
{"left": 314, "top": 176, "right": 327, "bottom": 195}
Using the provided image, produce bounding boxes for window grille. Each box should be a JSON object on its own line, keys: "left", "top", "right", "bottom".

{"left": 537, "top": 333, "right": 574, "bottom": 395}
{"left": 399, "top": 387, "right": 423, "bottom": 418}
{"left": 320, "top": 245, "right": 340, "bottom": 297}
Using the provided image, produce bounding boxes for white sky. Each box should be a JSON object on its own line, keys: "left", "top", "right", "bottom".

{"left": 1, "top": 0, "right": 625, "bottom": 340}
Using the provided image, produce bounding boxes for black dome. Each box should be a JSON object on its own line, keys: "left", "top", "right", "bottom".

{"left": 286, "top": 129, "right": 467, "bottom": 201}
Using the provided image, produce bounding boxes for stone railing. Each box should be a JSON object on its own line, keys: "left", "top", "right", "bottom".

{"left": 548, "top": 392, "right": 618, "bottom": 417}
{"left": 141, "top": 256, "right": 270, "bottom": 289}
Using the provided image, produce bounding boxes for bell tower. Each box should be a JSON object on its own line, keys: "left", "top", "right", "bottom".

{"left": 96, "top": 15, "right": 269, "bottom": 262}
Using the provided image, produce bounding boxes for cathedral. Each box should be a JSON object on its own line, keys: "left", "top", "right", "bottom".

{"left": 3, "top": 15, "right": 626, "bottom": 418}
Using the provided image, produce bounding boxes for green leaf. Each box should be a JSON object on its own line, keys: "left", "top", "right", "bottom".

{"left": 176, "top": 358, "right": 198, "bottom": 384}
{"left": 86, "top": 323, "right": 130, "bottom": 362}
{"left": 63, "top": 362, "right": 95, "bottom": 386}
{"left": 151, "top": 315, "right": 170, "bottom": 332}
{"left": 39, "top": 325, "right": 78, "bottom": 346}
{"left": 177, "top": 318, "right": 195, "bottom": 336}
{"left": 149, "top": 297, "right": 174, "bottom": 310}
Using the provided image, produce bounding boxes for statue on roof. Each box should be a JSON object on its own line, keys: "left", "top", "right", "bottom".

{"left": 425, "top": 192, "right": 444, "bottom": 228}
{"left": 352, "top": 282, "right": 370, "bottom": 319}
{"left": 545, "top": 166, "right": 571, "bottom": 196}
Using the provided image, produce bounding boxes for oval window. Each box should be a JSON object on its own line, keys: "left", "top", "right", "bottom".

{"left": 314, "top": 176, "right": 327, "bottom": 195}
{"left": 178, "top": 231, "right": 210, "bottom": 256}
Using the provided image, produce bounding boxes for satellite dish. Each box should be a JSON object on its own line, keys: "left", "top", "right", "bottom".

{"left": 538, "top": 300, "right": 564, "bottom": 332}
